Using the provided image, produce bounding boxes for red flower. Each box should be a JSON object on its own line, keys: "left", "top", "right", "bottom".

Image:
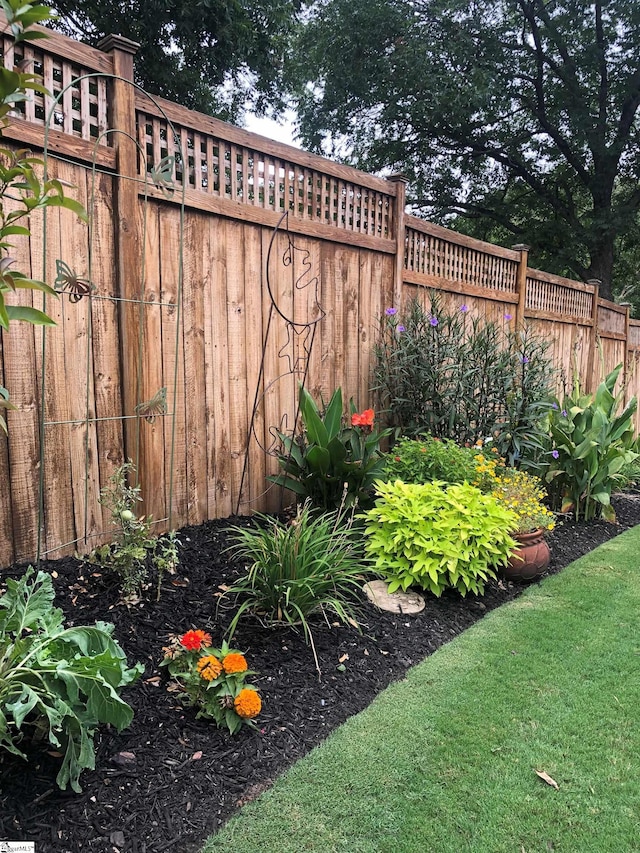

{"left": 351, "top": 409, "right": 375, "bottom": 428}
{"left": 180, "top": 629, "right": 212, "bottom": 651}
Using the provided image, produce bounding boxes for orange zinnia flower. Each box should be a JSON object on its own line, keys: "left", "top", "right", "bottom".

{"left": 234, "top": 688, "right": 262, "bottom": 719}
{"left": 180, "top": 629, "right": 212, "bottom": 651}
{"left": 222, "top": 652, "right": 248, "bottom": 674}
{"left": 351, "top": 409, "right": 375, "bottom": 428}
{"left": 197, "top": 655, "right": 223, "bottom": 681}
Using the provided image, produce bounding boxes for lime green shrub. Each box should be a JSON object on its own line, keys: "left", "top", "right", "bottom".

{"left": 362, "top": 480, "right": 517, "bottom": 596}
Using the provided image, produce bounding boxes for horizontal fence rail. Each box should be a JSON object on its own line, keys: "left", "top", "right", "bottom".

{"left": 0, "top": 14, "right": 639, "bottom": 568}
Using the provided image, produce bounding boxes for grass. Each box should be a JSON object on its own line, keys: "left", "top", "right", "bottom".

{"left": 202, "top": 526, "right": 640, "bottom": 853}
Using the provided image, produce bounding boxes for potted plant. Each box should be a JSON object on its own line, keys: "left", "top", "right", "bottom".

{"left": 489, "top": 468, "right": 555, "bottom": 581}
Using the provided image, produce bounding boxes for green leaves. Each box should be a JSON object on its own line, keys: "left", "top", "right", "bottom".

{"left": 363, "top": 480, "right": 517, "bottom": 597}
{"left": 374, "top": 296, "right": 555, "bottom": 465}
{"left": 0, "top": 568, "right": 142, "bottom": 792}
{"left": 542, "top": 365, "right": 638, "bottom": 521}
{"left": 269, "top": 384, "right": 392, "bottom": 511}
{"left": 224, "top": 502, "right": 371, "bottom": 649}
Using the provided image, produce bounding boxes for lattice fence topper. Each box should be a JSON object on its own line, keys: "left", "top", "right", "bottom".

{"left": 238, "top": 211, "right": 324, "bottom": 512}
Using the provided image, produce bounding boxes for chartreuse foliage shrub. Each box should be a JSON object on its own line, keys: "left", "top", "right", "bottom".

{"left": 269, "top": 384, "right": 391, "bottom": 510}
{"left": 0, "top": 568, "right": 143, "bottom": 791}
{"left": 542, "top": 364, "right": 638, "bottom": 521}
{"left": 362, "top": 480, "right": 516, "bottom": 596}
{"left": 374, "top": 295, "right": 554, "bottom": 466}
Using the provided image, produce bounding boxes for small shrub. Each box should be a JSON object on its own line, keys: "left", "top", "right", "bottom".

{"left": 269, "top": 384, "right": 391, "bottom": 510}
{"left": 161, "top": 633, "right": 261, "bottom": 734}
{"left": 224, "top": 503, "right": 370, "bottom": 654}
{"left": 374, "top": 295, "right": 555, "bottom": 465}
{"left": 89, "top": 462, "right": 179, "bottom": 598}
{"left": 383, "top": 435, "right": 498, "bottom": 487}
{"left": 487, "top": 468, "right": 555, "bottom": 534}
{"left": 362, "top": 480, "right": 517, "bottom": 596}
{"left": 0, "top": 568, "right": 143, "bottom": 791}
{"left": 541, "top": 364, "right": 638, "bottom": 521}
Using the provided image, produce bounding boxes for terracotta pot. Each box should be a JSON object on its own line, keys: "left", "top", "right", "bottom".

{"left": 503, "top": 529, "right": 550, "bottom": 582}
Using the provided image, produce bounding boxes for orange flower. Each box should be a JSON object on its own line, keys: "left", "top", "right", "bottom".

{"left": 197, "top": 655, "right": 223, "bottom": 681}
{"left": 351, "top": 409, "right": 375, "bottom": 428}
{"left": 234, "top": 688, "right": 262, "bottom": 719}
{"left": 222, "top": 652, "right": 248, "bottom": 674}
{"left": 180, "top": 629, "right": 212, "bottom": 651}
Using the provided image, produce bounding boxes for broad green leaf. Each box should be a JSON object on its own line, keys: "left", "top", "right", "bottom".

{"left": 322, "top": 387, "right": 343, "bottom": 440}
{"left": 6, "top": 305, "right": 56, "bottom": 325}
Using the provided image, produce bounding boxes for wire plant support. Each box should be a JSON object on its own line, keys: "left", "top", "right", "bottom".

{"left": 35, "top": 73, "right": 186, "bottom": 566}
{"left": 237, "top": 210, "right": 324, "bottom": 514}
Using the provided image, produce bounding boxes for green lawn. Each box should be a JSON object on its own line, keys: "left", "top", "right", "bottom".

{"left": 203, "top": 527, "right": 640, "bottom": 853}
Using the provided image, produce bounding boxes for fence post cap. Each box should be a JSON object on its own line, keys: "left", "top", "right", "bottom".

{"left": 586, "top": 278, "right": 602, "bottom": 286}
{"left": 511, "top": 243, "right": 530, "bottom": 252}
{"left": 97, "top": 34, "right": 140, "bottom": 55}
{"left": 387, "top": 173, "right": 409, "bottom": 184}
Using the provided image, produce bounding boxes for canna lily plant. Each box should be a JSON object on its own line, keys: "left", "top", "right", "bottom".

{"left": 269, "top": 384, "right": 392, "bottom": 510}
{"left": 542, "top": 364, "right": 638, "bottom": 521}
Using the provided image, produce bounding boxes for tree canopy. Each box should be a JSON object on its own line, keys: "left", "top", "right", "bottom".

{"left": 287, "top": 0, "right": 640, "bottom": 299}
{"left": 51, "top": 0, "right": 302, "bottom": 120}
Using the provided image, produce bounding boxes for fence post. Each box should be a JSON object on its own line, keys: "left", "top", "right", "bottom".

{"left": 387, "top": 174, "right": 408, "bottom": 310}
{"left": 512, "top": 244, "right": 530, "bottom": 328}
{"left": 586, "top": 279, "right": 601, "bottom": 392}
{"left": 620, "top": 301, "right": 632, "bottom": 402}
{"left": 96, "top": 36, "right": 144, "bottom": 483}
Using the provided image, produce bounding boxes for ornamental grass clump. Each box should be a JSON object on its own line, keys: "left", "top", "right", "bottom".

{"left": 161, "top": 634, "right": 261, "bottom": 734}
{"left": 362, "top": 480, "right": 517, "bottom": 596}
{"left": 224, "top": 502, "right": 370, "bottom": 670}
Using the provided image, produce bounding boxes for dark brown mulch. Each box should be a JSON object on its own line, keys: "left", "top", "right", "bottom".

{"left": 1, "top": 493, "right": 640, "bottom": 853}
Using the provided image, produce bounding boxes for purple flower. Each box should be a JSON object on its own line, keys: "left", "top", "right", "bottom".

{"left": 430, "top": 316, "right": 439, "bottom": 327}
{"left": 552, "top": 449, "right": 560, "bottom": 459}
{"left": 397, "top": 324, "right": 406, "bottom": 333}
{"left": 504, "top": 313, "right": 513, "bottom": 321}
{"left": 562, "top": 410, "right": 568, "bottom": 417}
{"left": 385, "top": 307, "right": 397, "bottom": 316}
{"left": 460, "top": 304, "right": 469, "bottom": 313}
{"left": 552, "top": 402, "right": 559, "bottom": 410}
{"left": 520, "top": 356, "right": 529, "bottom": 364}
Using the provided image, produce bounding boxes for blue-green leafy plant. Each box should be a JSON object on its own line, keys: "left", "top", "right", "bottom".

{"left": 542, "top": 364, "right": 638, "bottom": 521}
{"left": 374, "top": 295, "right": 554, "bottom": 466}
{"left": 0, "top": 568, "right": 143, "bottom": 791}
{"left": 362, "top": 480, "right": 517, "bottom": 596}
{"left": 0, "top": 0, "right": 87, "bottom": 431}
{"left": 269, "top": 384, "right": 392, "bottom": 510}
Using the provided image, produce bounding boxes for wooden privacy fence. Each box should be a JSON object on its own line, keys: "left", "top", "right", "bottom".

{"left": 0, "top": 19, "right": 639, "bottom": 568}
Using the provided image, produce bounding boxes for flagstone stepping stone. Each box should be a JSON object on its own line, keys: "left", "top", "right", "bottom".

{"left": 363, "top": 580, "right": 425, "bottom": 614}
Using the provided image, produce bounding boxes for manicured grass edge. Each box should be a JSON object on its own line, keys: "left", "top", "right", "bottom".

{"left": 202, "top": 527, "right": 640, "bottom": 853}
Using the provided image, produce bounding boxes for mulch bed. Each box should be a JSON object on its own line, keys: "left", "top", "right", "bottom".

{"left": 1, "top": 493, "right": 640, "bottom": 853}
